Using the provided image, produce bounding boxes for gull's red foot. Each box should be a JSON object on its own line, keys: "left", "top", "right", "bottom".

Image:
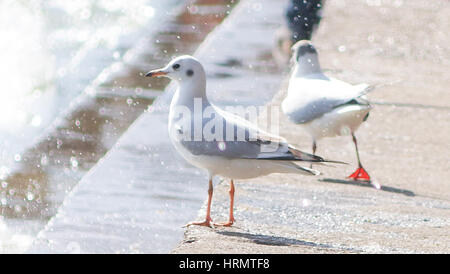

{"left": 348, "top": 167, "right": 371, "bottom": 182}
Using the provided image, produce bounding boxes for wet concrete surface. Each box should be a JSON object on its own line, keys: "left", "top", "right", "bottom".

{"left": 28, "top": 0, "right": 255, "bottom": 253}
{"left": 2, "top": 0, "right": 236, "bottom": 252}
{"left": 29, "top": 0, "right": 284, "bottom": 253}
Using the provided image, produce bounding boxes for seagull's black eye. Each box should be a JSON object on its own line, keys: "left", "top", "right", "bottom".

{"left": 172, "top": 63, "right": 180, "bottom": 70}
{"left": 186, "top": 69, "right": 194, "bottom": 77}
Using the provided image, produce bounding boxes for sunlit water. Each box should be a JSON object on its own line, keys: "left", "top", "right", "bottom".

{"left": 0, "top": 0, "right": 181, "bottom": 166}
{"left": 0, "top": 0, "right": 183, "bottom": 253}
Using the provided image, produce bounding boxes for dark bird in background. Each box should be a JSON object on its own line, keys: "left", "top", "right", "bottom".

{"left": 273, "top": 0, "right": 323, "bottom": 66}
{"left": 286, "top": 0, "right": 323, "bottom": 43}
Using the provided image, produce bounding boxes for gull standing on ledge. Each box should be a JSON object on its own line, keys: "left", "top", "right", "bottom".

{"left": 146, "top": 55, "right": 342, "bottom": 227}
{"left": 282, "top": 40, "right": 374, "bottom": 184}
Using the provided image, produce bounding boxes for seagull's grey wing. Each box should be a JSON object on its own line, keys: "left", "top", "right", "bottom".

{"left": 180, "top": 137, "right": 327, "bottom": 163}
{"left": 283, "top": 76, "right": 371, "bottom": 124}
{"left": 177, "top": 105, "right": 327, "bottom": 163}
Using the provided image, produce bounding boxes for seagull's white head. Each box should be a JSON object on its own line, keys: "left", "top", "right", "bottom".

{"left": 291, "top": 40, "right": 322, "bottom": 75}
{"left": 145, "top": 55, "right": 205, "bottom": 83}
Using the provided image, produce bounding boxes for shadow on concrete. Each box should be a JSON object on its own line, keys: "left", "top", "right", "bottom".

{"left": 319, "top": 178, "right": 415, "bottom": 197}
{"left": 216, "top": 231, "right": 334, "bottom": 249}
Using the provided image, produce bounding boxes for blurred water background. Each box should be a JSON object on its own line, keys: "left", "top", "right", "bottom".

{"left": 0, "top": 0, "right": 186, "bottom": 252}
{"left": 0, "top": 0, "right": 182, "bottom": 169}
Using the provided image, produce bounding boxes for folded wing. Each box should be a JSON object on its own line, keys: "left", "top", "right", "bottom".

{"left": 283, "top": 74, "right": 372, "bottom": 124}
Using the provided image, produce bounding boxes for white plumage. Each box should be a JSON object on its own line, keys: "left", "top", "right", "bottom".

{"left": 146, "top": 55, "right": 341, "bottom": 227}
{"left": 282, "top": 40, "right": 374, "bottom": 183}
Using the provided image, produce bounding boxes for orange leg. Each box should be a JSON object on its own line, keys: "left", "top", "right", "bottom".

{"left": 186, "top": 179, "right": 213, "bottom": 227}
{"left": 214, "top": 180, "right": 235, "bottom": 227}
{"left": 347, "top": 133, "right": 371, "bottom": 182}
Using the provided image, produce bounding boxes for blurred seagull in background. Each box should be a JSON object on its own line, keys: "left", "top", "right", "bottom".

{"left": 146, "top": 55, "right": 344, "bottom": 227}
{"left": 282, "top": 40, "right": 376, "bottom": 186}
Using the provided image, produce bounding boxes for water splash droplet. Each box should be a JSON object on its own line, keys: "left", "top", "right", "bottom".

{"left": 14, "top": 154, "right": 21, "bottom": 162}
{"left": 26, "top": 192, "right": 35, "bottom": 201}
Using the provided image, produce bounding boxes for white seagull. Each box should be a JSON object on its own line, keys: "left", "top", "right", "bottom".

{"left": 282, "top": 40, "right": 373, "bottom": 183}
{"left": 146, "top": 55, "right": 343, "bottom": 227}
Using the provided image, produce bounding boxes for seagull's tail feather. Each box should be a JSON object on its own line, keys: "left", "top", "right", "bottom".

{"left": 288, "top": 146, "right": 323, "bottom": 162}
{"left": 357, "top": 79, "right": 402, "bottom": 97}
{"left": 288, "top": 146, "right": 348, "bottom": 165}
{"left": 355, "top": 83, "right": 375, "bottom": 96}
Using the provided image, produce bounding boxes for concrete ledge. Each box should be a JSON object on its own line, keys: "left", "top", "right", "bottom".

{"left": 28, "top": 0, "right": 288, "bottom": 253}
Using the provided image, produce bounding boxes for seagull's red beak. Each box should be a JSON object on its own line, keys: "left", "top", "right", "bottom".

{"left": 145, "top": 69, "right": 168, "bottom": 78}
